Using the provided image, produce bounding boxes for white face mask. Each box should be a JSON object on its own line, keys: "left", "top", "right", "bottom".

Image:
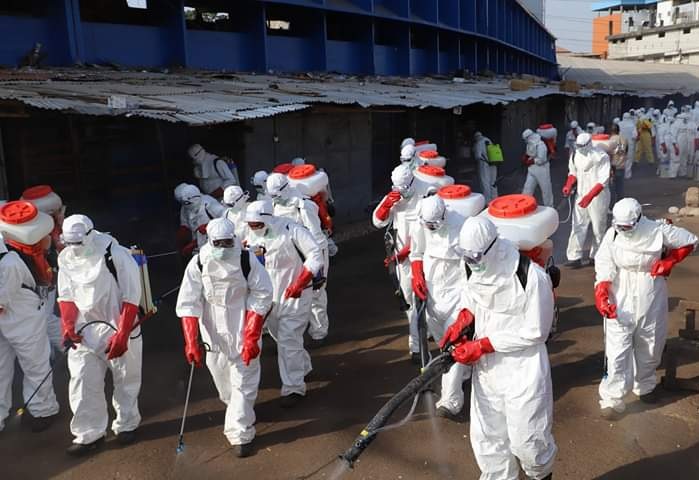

{"left": 470, "top": 262, "right": 486, "bottom": 274}
{"left": 210, "top": 247, "right": 232, "bottom": 261}
{"left": 70, "top": 244, "right": 94, "bottom": 258}
{"left": 249, "top": 226, "right": 267, "bottom": 240}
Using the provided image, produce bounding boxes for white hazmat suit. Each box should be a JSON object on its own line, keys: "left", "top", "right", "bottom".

{"left": 372, "top": 164, "right": 421, "bottom": 357}
{"left": 0, "top": 233, "right": 59, "bottom": 431}
{"left": 472, "top": 132, "right": 498, "bottom": 203}
{"left": 409, "top": 196, "right": 471, "bottom": 415}
{"left": 189, "top": 144, "right": 239, "bottom": 197}
{"left": 618, "top": 113, "right": 638, "bottom": 180}
{"left": 243, "top": 201, "right": 323, "bottom": 398}
{"left": 563, "top": 133, "right": 611, "bottom": 263}
{"left": 522, "top": 130, "right": 554, "bottom": 207}
{"left": 222, "top": 185, "right": 250, "bottom": 240}
{"left": 452, "top": 216, "right": 557, "bottom": 480}
{"left": 595, "top": 199, "right": 697, "bottom": 413}
{"left": 565, "top": 121, "right": 583, "bottom": 157}
{"left": 57, "top": 215, "right": 143, "bottom": 446}
{"left": 266, "top": 173, "right": 330, "bottom": 342}
{"left": 176, "top": 218, "right": 273, "bottom": 447}
{"left": 178, "top": 184, "right": 225, "bottom": 253}
{"left": 671, "top": 113, "right": 693, "bottom": 177}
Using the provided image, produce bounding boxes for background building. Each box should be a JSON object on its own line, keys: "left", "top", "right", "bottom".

{"left": 0, "top": 0, "right": 557, "bottom": 78}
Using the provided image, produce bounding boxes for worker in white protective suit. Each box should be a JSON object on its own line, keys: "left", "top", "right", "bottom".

{"left": 0, "top": 232, "right": 59, "bottom": 433}
{"left": 521, "top": 129, "right": 554, "bottom": 207}
{"left": 400, "top": 143, "right": 417, "bottom": 170}
{"left": 250, "top": 170, "right": 271, "bottom": 202}
{"left": 409, "top": 195, "right": 470, "bottom": 420}
{"left": 177, "top": 184, "right": 225, "bottom": 257}
{"left": 472, "top": 132, "right": 498, "bottom": 202}
{"left": 372, "top": 164, "right": 421, "bottom": 363}
{"left": 440, "top": 216, "right": 556, "bottom": 480}
{"left": 188, "top": 144, "right": 239, "bottom": 199}
{"left": 242, "top": 201, "right": 322, "bottom": 407}
{"left": 618, "top": 113, "right": 638, "bottom": 180}
{"left": 176, "top": 218, "right": 273, "bottom": 457}
{"left": 663, "top": 100, "right": 677, "bottom": 119}
{"left": 57, "top": 215, "right": 142, "bottom": 455}
{"left": 657, "top": 115, "right": 680, "bottom": 178}
{"left": 565, "top": 121, "right": 583, "bottom": 158}
{"left": 222, "top": 185, "right": 250, "bottom": 239}
{"left": 671, "top": 113, "right": 693, "bottom": 177}
{"left": 266, "top": 173, "right": 330, "bottom": 346}
{"left": 561, "top": 133, "right": 611, "bottom": 268}
{"left": 594, "top": 198, "right": 697, "bottom": 418}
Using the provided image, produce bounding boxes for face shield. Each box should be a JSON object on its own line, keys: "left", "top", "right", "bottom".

{"left": 575, "top": 133, "right": 593, "bottom": 156}
{"left": 391, "top": 176, "right": 414, "bottom": 199}
{"left": 462, "top": 237, "right": 497, "bottom": 273}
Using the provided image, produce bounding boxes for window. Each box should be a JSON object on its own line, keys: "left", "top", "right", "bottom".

{"left": 609, "top": 21, "right": 614, "bottom": 36}
{"left": 79, "top": 0, "right": 165, "bottom": 25}
{"left": 0, "top": 0, "right": 48, "bottom": 16}
{"left": 659, "top": 32, "right": 665, "bottom": 38}
{"left": 265, "top": 5, "right": 313, "bottom": 37}
{"left": 684, "top": 28, "right": 691, "bottom": 34}
{"left": 636, "top": 35, "right": 642, "bottom": 40}
{"left": 628, "top": 17, "right": 634, "bottom": 27}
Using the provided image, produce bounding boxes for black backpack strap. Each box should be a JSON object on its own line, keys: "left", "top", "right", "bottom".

{"left": 204, "top": 203, "right": 216, "bottom": 220}
{"left": 104, "top": 242, "right": 118, "bottom": 286}
{"left": 516, "top": 254, "right": 531, "bottom": 290}
{"left": 464, "top": 263, "right": 472, "bottom": 279}
{"left": 240, "top": 250, "right": 251, "bottom": 281}
{"left": 196, "top": 253, "right": 202, "bottom": 272}
{"left": 286, "top": 224, "right": 307, "bottom": 263}
{"left": 1, "top": 250, "right": 40, "bottom": 296}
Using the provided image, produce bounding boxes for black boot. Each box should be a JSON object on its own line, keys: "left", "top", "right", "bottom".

{"left": 280, "top": 393, "right": 304, "bottom": 408}
{"left": 116, "top": 429, "right": 138, "bottom": 445}
{"left": 640, "top": 387, "right": 660, "bottom": 404}
{"left": 233, "top": 441, "right": 254, "bottom": 458}
{"left": 31, "top": 414, "right": 58, "bottom": 433}
{"left": 66, "top": 437, "right": 105, "bottom": 457}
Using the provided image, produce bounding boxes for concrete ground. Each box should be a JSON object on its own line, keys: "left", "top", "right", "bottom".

{"left": 3, "top": 164, "right": 699, "bottom": 480}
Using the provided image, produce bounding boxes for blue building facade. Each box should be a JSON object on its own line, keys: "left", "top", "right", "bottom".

{"left": 0, "top": 0, "right": 557, "bottom": 78}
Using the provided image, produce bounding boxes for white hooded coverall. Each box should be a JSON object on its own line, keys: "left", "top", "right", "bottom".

{"left": 657, "top": 119, "right": 679, "bottom": 178}
{"left": 566, "top": 146, "right": 611, "bottom": 262}
{"left": 176, "top": 242, "right": 273, "bottom": 445}
{"left": 243, "top": 218, "right": 322, "bottom": 396}
{"left": 0, "top": 244, "right": 59, "bottom": 431}
{"left": 473, "top": 135, "right": 498, "bottom": 203}
{"left": 57, "top": 232, "right": 143, "bottom": 444}
{"left": 409, "top": 208, "right": 471, "bottom": 415}
{"left": 671, "top": 115, "right": 693, "bottom": 177}
{"left": 372, "top": 192, "right": 420, "bottom": 354}
{"left": 522, "top": 134, "right": 554, "bottom": 207}
{"left": 618, "top": 117, "right": 638, "bottom": 179}
{"left": 180, "top": 193, "right": 226, "bottom": 251}
{"left": 190, "top": 145, "right": 239, "bottom": 196}
{"left": 595, "top": 218, "right": 698, "bottom": 410}
{"left": 273, "top": 192, "right": 330, "bottom": 341}
{"left": 461, "top": 234, "right": 557, "bottom": 480}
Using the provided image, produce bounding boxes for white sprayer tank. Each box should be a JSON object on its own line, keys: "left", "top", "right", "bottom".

{"left": 414, "top": 142, "right": 437, "bottom": 153}
{"left": 0, "top": 200, "right": 54, "bottom": 246}
{"left": 591, "top": 134, "right": 613, "bottom": 154}
{"left": 287, "top": 164, "right": 329, "bottom": 197}
{"left": 417, "top": 150, "right": 447, "bottom": 168}
{"left": 537, "top": 124, "right": 557, "bottom": 140}
{"left": 413, "top": 165, "right": 454, "bottom": 198}
{"left": 21, "top": 185, "right": 63, "bottom": 214}
{"left": 478, "top": 194, "right": 558, "bottom": 250}
{"left": 438, "top": 184, "right": 485, "bottom": 222}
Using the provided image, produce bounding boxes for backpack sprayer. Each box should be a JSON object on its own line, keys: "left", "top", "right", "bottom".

{"left": 338, "top": 320, "right": 474, "bottom": 468}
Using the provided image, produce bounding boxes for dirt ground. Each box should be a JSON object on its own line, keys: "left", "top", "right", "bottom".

{"left": 3, "top": 165, "right": 699, "bottom": 480}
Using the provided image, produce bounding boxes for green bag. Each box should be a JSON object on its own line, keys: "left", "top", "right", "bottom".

{"left": 486, "top": 143, "right": 504, "bottom": 164}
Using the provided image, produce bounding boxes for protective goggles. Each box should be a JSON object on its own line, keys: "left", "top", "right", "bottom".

{"left": 391, "top": 177, "right": 414, "bottom": 197}
{"left": 613, "top": 222, "right": 637, "bottom": 233}
{"left": 211, "top": 238, "right": 235, "bottom": 248}
{"left": 462, "top": 237, "right": 497, "bottom": 265}
{"left": 576, "top": 139, "right": 592, "bottom": 150}
{"left": 269, "top": 182, "right": 289, "bottom": 199}
{"left": 61, "top": 229, "right": 93, "bottom": 246}
{"left": 223, "top": 191, "right": 248, "bottom": 208}
{"left": 420, "top": 212, "right": 445, "bottom": 231}
{"left": 183, "top": 195, "right": 201, "bottom": 206}
{"left": 247, "top": 222, "right": 266, "bottom": 230}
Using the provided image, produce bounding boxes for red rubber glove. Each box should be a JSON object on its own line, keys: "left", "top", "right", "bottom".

{"left": 285, "top": 267, "right": 314, "bottom": 299}
{"left": 650, "top": 245, "right": 694, "bottom": 277}
{"left": 106, "top": 302, "right": 139, "bottom": 360}
{"left": 439, "top": 309, "right": 475, "bottom": 349}
{"left": 196, "top": 224, "right": 208, "bottom": 235}
{"left": 661, "top": 143, "right": 667, "bottom": 155}
{"left": 562, "top": 175, "right": 577, "bottom": 197}
{"left": 59, "top": 301, "right": 82, "bottom": 348}
{"left": 411, "top": 260, "right": 428, "bottom": 301}
{"left": 375, "top": 191, "right": 403, "bottom": 221}
{"left": 594, "top": 281, "right": 617, "bottom": 319}
{"left": 578, "top": 183, "right": 604, "bottom": 208}
{"left": 181, "top": 240, "right": 197, "bottom": 257}
{"left": 521, "top": 155, "right": 534, "bottom": 167}
{"left": 241, "top": 310, "right": 265, "bottom": 366}
{"left": 383, "top": 239, "right": 411, "bottom": 267}
{"left": 181, "top": 316, "right": 203, "bottom": 367}
{"left": 674, "top": 144, "right": 680, "bottom": 156}
{"left": 451, "top": 338, "right": 494, "bottom": 364}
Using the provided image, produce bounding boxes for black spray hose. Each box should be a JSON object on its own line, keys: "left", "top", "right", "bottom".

{"left": 339, "top": 321, "right": 474, "bottom": 469}
{"left": 339, "top": 352, "right": 455, "bottom": 468}
{"left": 416, "top": 300, "right": 431, "bottom": 369}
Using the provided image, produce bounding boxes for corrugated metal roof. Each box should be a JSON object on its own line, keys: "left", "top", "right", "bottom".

{"left": 558, "top": 54, "right": 699, "bottom": 96}
{"left": 0, "top": 66, "right": 665, "bottom": 125}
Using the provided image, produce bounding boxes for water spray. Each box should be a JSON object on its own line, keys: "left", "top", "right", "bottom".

{"left": 15, "top": 342, "right": 72, "bottom": 417}
{"left": 339, "top": 323, "right": 474, "bottom": 468}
